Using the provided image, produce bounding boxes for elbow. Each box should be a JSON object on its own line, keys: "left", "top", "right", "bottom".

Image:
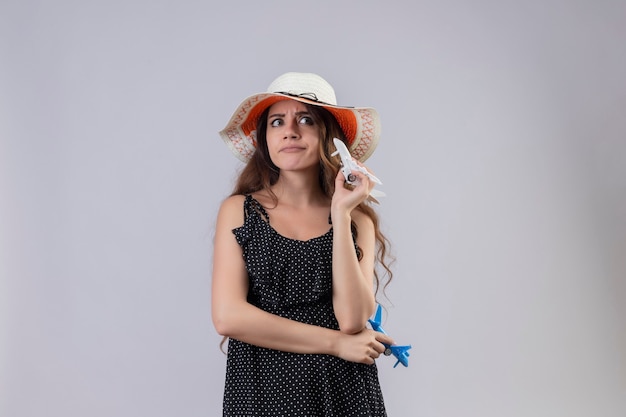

{"left": 212, "top": 305, "right": 239, "bottom": 337}
{"left": 335, "top": 303, "right": 377, "bottom": 335}
{"left": 338, "top": 324, "right": 366, "bottom": 335}
{"left": 337, "top": 318, "right": 368, "bottom": 335}
{"left": 212, "top": 316, "right": 230, "bottom": 337}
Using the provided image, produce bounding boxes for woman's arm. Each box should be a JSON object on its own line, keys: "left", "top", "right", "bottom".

{"left": 211, "top": 195, "right": 392, "bottom": 363}
{"left": 330, "top": 170, "right": 379, "bottom": 334}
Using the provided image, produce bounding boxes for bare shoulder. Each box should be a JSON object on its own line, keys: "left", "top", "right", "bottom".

{"left": 216, "top": 194, "right": 247, "bottom": 229}
{"left": 219, "top": 194, "right": 246, "bottom": 210}
{"left": 250, "top": 191, "right": 276, "bottom": 209}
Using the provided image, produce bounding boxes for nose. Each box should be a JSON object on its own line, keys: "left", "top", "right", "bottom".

{"left": 283, "top": 118, "right": 301, "bottom": 140}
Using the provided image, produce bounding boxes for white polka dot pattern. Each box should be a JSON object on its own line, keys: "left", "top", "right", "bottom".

{"left": 222, "top": 195, "right": 387, "bottom": 416}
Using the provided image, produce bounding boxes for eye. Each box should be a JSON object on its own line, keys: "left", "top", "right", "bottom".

{"left": 298, "top": 116, "right": 314, "bottom": 126}
{"left": 270, "top": 118, "right": 283, "bottom": 127}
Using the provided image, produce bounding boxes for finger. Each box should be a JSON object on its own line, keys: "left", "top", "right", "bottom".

{"left": 375, "top": 333, "right": 395, "bottom": 346}
{"left": 334, "top": 170, "right": 354, "bottom": 192}
{"left": 372, "top": 343, "right": 386, "bottom": 354}
{"left": 360, "top": 350, "right": 376, "bottom": 365}
{"left": 336, "top": 167, "right": 361, "bottom": 189}
{"left": 348, "top": 170, "right": 372, "bottom": 193}
{"left": 335, "top": 168, "right": 347, "bottom": 184}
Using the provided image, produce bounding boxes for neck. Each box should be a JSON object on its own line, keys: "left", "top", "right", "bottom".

{"left": 271, "top": 170, "right": 327, "bottom": 207}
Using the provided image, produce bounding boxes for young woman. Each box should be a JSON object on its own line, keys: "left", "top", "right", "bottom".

{"left": 212, "top": 72, "right": 394, "bottom": 416}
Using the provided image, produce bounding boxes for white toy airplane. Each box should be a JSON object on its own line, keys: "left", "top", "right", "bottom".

{"left": 332, "top": 138, "right": 385, "bottom": 200}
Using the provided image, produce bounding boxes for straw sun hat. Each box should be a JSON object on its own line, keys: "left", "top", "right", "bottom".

{"left": 218, "top": 72, "right": 381, "bottom": 163}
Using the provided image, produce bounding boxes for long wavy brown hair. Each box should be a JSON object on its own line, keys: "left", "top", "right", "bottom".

{"left": 220, "top": 102, "right": 394, "bottom": 352}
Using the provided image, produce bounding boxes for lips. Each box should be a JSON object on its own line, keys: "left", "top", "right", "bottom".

{"left": 280, "top": 146, "right": 305, "bottom": 153}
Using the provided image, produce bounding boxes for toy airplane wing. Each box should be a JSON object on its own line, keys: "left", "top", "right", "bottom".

{"left": 332, "top": 138, "right": 385, "bottom": 199}
{"left": 368, "top": 304, "right": 412, "bottom": 368}
{"left": 368, "top": 303, "right": 385, "bottom": 331}
{"left": 388, "top": 345, "right": 411, "bottom": 368}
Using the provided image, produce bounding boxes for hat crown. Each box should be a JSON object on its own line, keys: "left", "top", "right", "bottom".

{"left": 266, "top": 72, "right": 337, "bottom": 105}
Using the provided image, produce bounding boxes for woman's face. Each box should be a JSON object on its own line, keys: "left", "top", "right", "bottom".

{"left": 265, "top": 99, "right": 322, "bottom": 173}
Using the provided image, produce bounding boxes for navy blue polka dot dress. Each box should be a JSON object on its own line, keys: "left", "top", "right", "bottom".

{"left": 222, "top": 195, "right": 387, "bottom": 416}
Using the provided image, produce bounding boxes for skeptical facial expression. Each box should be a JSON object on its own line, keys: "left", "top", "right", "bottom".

{"left": 265, "top": 99, "right": 321, "bottom": 172}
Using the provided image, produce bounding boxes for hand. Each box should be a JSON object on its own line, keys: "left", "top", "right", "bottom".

{"left": 331, "top": 163, "right": 376, "bottom": 214}
{"left": 335, "top": 328, "right": 395, "bottom": 365}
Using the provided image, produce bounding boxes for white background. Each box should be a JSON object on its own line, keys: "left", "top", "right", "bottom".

{"left": 1, "top": 1, "right": 625, "bottom": 416}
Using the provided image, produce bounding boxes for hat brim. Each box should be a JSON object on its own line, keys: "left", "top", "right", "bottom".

{"left": 219, "top": 92, "right": 380, "bottom": 163}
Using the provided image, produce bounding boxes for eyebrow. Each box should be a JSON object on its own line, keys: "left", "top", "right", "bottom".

{"left": 268, "top": 111, "right": 311, "bottom": 119}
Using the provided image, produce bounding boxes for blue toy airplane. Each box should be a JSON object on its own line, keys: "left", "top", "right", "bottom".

{"left": 368, "top": 304, "right": 412, "bottom": 368}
